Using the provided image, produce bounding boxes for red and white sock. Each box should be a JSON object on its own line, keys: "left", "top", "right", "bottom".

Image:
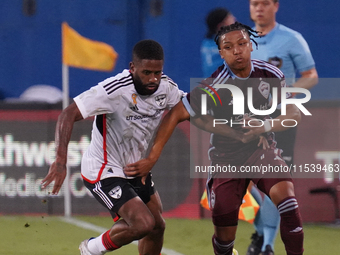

{"left": 88, "top": 230, "right": 120, "bottom": 254}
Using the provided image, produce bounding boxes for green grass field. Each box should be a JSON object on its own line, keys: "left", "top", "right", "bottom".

{"left": 1, "top": 215, "right": 339, "bottom": 254}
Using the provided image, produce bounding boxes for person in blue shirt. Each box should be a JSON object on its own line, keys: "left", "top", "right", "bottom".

{"left": 247, "top": 1, "right": 318, "bottom": 255}
{"left": 201, "top": 8, "right": 235, "bottom": 77}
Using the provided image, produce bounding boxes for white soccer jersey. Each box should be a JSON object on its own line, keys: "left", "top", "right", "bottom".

{"left": 74, "top": 69, "right": 184, "bottom": 183}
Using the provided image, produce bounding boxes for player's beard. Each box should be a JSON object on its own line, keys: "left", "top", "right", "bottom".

{"left": 133, "top": 74, "right": 159, "bottom": 96}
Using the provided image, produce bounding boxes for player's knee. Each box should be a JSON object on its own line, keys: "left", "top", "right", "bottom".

{"left": 131, "top": 214, "right": 156, "bottom": 239}
{"left": 145, "top": 216, "right": 165, "bottom": 241}
{"left": 269, "top": 180, "right": 295, "bottom": 206}
{"left": 154, "top": 216, "right": 166, "bottom": 234}
{"left": 213, "top": 208, "right": 239, "bottom": 226}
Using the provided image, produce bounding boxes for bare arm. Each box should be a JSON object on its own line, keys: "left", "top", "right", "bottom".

{"left": 41, "top": 103, "right": 84, "bottom": 194}
{"left": 292, "top": 68, "right": 318, "bottom": 90}
{"left": 124, "top": 101, "right": 189, "bottom": 177}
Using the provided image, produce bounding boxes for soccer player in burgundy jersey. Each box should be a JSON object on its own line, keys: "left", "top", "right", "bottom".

{"left": 248, "top": 1, "right": 318, "bottom": 254}
{"left": 125, "top": 22, "right": 304, "bottom": 255}
{"left": 41, "top": 40, "right": 185, "bottom": 255}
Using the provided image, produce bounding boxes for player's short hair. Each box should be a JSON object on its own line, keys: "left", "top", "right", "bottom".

{"left": 205, "top": 8, "right": 232, "bottom": 39}
{"left": 132, "top": 39, "right": 164, "bottom": 61}
{"left": 214, "top": 21, "right": 261, "bottom": 50}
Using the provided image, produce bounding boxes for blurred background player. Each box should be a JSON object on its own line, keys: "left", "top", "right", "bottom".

{"left": 201, "top": 7, "right": 235, "bottom": 77}
{"left": 41, "top": 39, "right": 185, "bottom": 255}
{"left": 247, "top": 1, "right": 318, "bottom": 254}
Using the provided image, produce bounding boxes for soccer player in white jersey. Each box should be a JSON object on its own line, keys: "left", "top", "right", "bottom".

{"left": 41, "top": 39, "right": 185, "bottom": 255}
{"left": 247, "top": 1, "right": 318, "bottom": 255}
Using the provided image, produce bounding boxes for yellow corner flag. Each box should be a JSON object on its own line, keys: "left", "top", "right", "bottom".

{"left": 200, "top": 189, "right": 259, "bottom": 224}
{"left": 238, "top": 190, "right": 260, "bottom": 224}
{"left": 62, "top": 22, "right": 118, "bottom": 72}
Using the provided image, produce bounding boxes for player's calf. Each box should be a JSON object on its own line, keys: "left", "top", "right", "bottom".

{"left": 277, "top": 196, "right": 304, "bottom": 255}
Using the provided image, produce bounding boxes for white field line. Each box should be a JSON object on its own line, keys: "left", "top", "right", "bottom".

{"left": 61, "top": 217, "right": 184, "bottom": 255}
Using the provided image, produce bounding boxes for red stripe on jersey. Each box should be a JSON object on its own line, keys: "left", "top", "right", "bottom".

{"left": 81, "top": 114, "right": 108, "bottom": 184}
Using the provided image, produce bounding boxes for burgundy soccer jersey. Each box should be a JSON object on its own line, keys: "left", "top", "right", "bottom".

{"left": 183, "top": 60, "right": 288, "bottom": 165}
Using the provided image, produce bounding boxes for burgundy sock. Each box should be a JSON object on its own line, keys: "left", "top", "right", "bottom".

{"left": 102, "top": 230, "right": 120, "bottom": 251}
{"left": 277, "top": 196, "right": 304, "bottom": 255}
{"left": 212, "top": 234, "right": 234, "bottom": 255}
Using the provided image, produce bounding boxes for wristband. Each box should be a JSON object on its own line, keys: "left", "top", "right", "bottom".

{"left": 263, "top": 120, "right": 272, "bottom": 132}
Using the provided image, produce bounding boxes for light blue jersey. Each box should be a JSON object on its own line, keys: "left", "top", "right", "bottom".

{"left": 251, "top": 23, "right": 315, "bottom": 85}
{"left": 201, "top": 38, "right": 223, "bottom": 78}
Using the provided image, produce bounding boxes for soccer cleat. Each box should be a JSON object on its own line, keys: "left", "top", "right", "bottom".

{"left": 259, "top": 245, "right": 274, "bottom": 255}
{"left": 246, "top": 232, "right": 263, "bottom": 255}
{"left": 79, "top": 239, "right": 93, "bottom": 255}
{"left": 233, "top": 248, "right": 239, "bottom": 255}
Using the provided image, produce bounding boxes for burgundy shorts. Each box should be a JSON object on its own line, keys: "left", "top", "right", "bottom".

{"left": 208, "top": 147, "right": 293, "bottom": 227}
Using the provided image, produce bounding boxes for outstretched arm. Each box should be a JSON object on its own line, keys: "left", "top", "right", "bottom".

{"left": 124, "top": 101, "right": 189, "bottom": 177}
{"left": 124, "top": 100, "right": 269, "bottom": 178}
{"left": 41, "top": 103, "right": 84, "bottom": 194}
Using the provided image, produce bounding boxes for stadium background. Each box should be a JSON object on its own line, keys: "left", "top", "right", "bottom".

{"left": 0, "top": 0, "right": 339, "bottom": 224}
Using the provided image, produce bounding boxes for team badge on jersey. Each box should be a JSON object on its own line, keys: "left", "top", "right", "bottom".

{"left": 109, "top": 186, "right": 122, "bottom": 199}
{"left": 155, "top": 94, "right": 166, "bottom": 107}
{"left": 268, "top": 56, "right": 283, "bottom": 68}
{"left": 258, "top": 81, "right": 270, "bottom": 99}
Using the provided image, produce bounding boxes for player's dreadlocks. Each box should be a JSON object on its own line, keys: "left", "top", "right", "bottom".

{"left": 214, "top": 21, "right": 261, "bottom": 50}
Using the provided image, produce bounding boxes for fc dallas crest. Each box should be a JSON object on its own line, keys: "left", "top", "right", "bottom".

{"left": 155, "top": 94, "right": 166, "bottom": 107}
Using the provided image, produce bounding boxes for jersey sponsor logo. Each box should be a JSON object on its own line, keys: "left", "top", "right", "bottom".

{"left": 126, "top": 109, "right": 163, "bottom": 121}
{"left": 155, "top": 94, "right": 166, "bottom": 107}
{"left": 109, "top": 186, "right": 122, "bottom": 199}
{"left": 268, "top": 56, "right": 283, "bottom": 68}
{"left": 258, "top": 81, "right": 270, "bottom": 99}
